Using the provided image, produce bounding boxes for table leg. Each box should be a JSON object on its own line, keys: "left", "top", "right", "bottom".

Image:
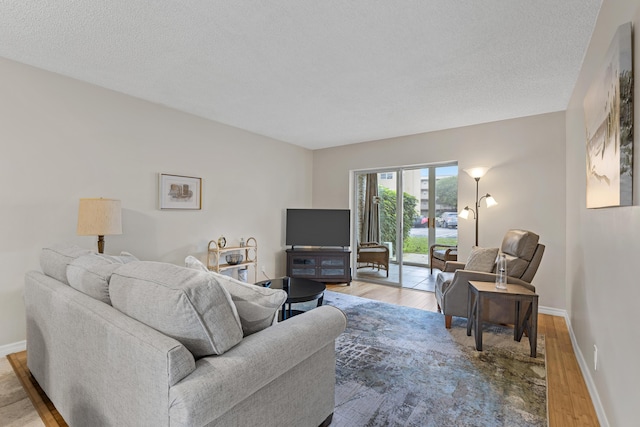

{"left": 467, "top": 287, "right": 473, "bottom": 336}
{"left": 475, "top": 293, "right": 483, "bottom": 351}
{"left": 529, "top": 297, "right": 538, "bottom": 358}
{"left": 317, "top": 293, "right": 324, "bottom": 307}
{"left": 514, "top": 299, "right": 521, "bottom": 341}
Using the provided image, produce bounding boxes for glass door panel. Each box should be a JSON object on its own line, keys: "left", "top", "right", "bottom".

{"left": 434, "top": 166, "right": 459, "bottom": 248}
{"left": 402, "top": 167, "right": 429, "bottom": 267}
{"left": 354, "top": 170, "right": 401, "bottom": 286}
{"left": 354, "top": 164, "right": 457, "bottom": 288}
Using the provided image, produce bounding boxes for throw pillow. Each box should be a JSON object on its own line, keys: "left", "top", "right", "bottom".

{"left": 110, "top": 261, "right": 243, "bottom": 358}
{"left": 465, "top": 246, "right": 499, "bottom": 272}
{"left": 185, "top": 256, "right": 287, "bottom": 336}
{"left": 66, "top": 252, "right": 139, "bottom": 305}
{"left": 40, "top": 244, "right": 94, "bottom": 284}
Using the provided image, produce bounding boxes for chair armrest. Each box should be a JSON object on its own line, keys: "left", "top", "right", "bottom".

{"left": 443, "top": 261, "right": 466, "bottom": 272}
{"left": 451, "top": 270, "right": 535, "bottom": 292}
{"left": 439, "top": 269, "right": 535, "bottom": 320}
{"left": 430, "top": 244, "right": 456, "bottom": 255}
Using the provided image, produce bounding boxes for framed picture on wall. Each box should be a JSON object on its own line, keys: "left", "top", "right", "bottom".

{"left": 158, "top": 174, "right": 202, "bottom": 210}
{"left": 583, "top": 22, "right": 633, "bottom": 208}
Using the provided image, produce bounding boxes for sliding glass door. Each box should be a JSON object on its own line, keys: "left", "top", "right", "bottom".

{"left": 354, "top": 164, "right": 458, "bottom": 288}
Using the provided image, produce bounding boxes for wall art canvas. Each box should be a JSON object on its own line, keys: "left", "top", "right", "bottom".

{"left": 159, "top": 174, "right": 202, "bottom": 210}
{"left": 583, "top": 22, "right": 633, "bottom": 208}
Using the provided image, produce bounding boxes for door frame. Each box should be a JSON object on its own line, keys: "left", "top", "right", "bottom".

{"left": 351, "top": 162, "right": 457, "bottom": 287}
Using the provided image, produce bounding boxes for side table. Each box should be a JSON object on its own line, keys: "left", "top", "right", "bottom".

{"left": 466, "top": 280, "right": 539, "bottom": 357}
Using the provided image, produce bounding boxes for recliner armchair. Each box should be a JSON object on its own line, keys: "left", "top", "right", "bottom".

{"left": 435, "top": 229, "right": 545, "bottom": 328}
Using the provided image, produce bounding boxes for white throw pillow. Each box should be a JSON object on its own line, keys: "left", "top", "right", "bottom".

{"left": 185, "top": 256, "right": 287, "bottom": 336}
{"left": 110, "top": 261, "right": 243, "bottom": 358}
{"left": 465, "top": 246, "right": 499, "bottom": 272}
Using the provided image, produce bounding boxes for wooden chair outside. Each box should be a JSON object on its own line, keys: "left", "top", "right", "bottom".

{"left": 357, "top": 242, "right": 390, "bottom": 277}
{"left": 429, "top": 244, "right": 457, "bottom": 274}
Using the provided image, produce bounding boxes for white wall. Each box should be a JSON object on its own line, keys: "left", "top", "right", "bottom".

{"left": 565, "top": 1, "right": 640, "bottom": 425}
{"left": 312, "top": 112, "right": 567, "bottom": 311}
{"left": 0, "top": 58, "right": 313, "bottom": 349}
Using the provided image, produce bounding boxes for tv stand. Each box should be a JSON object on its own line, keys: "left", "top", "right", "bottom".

{"left": 286, "top": 248, "right": 351, "bottom": 284}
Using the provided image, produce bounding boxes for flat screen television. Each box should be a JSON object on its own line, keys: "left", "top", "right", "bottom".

{"left": 286, "top": 209, "right": 350, "bottom": 248}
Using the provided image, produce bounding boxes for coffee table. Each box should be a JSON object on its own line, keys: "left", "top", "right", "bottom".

{"left": 256, "top": 277, "right": 326, "bottom": 320}
{"left": 466, "top": 280, "right": 539, "bottom": 357}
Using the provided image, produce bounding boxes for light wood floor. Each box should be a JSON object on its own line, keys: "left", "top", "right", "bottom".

{"left": 9, "top": 280, "right": 599, "bottom": 427}
{"left": 327, "top": 281, "right": 600, "bottom": 427}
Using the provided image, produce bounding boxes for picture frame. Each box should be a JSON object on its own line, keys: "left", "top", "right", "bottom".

{"left": 583, "top": 22, "right": 633, "bottom": 208}
{"left": 158, "top": 174, "right": 202, "bottom": 210}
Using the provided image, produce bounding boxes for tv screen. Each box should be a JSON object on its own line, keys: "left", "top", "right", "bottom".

{"left": 286, "top": 209, "right": 350, "bottom": 247}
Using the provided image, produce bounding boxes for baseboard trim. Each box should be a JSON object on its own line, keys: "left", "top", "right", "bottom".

{"left": 538, "top": 305, "right": 565, "bottom": 317}
{"left": 562, "top": 312, "right": 610, "bottom": 427}
{"left": 0, "top": 340, "right": 26, "bottom": 357}
{"left": 539, "top": 306, "right": 609, "bottom": 426}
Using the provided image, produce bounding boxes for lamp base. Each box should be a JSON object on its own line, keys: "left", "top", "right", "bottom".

{"left": 97, "top": 235, "right": 105, "bottom": 254}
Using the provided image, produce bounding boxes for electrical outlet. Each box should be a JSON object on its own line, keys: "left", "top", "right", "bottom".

{"left": 594, "top": 344, "right": 598, "bottom": 371}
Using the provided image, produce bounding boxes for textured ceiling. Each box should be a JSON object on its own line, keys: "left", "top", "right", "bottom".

{"left": 0, "top": 1, "right": 602, "bottom": 149}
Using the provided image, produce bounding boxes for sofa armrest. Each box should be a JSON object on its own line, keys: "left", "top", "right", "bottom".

{"left": 169, "top": 305, "right": 347, "bottom": 426}
{"left": 25, "top": 271, "right": 196, "bottom": 427}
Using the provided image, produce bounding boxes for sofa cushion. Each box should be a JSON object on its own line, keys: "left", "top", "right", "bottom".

{"left": 110, "top": 261, "right": 243, "bottom": 358}
{"left": 40, "top": 244, "right": 94, "bottom": 284}
{"left": 465, "top": 246, "right": 499, "bottom": 272}
{"left": 66, "top": 252, "right": 139, "bottom": 304}
{"left": 185, "top": 256, "right": 287, "bottom": 336}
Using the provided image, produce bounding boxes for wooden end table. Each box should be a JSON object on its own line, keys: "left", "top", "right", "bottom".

{"left": 466, "top": 280, "right": 539, "bottom": 357}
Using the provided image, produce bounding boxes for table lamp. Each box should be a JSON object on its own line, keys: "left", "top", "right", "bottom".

{"left": 77, "top": 198, "right": 122, "bottom": 253}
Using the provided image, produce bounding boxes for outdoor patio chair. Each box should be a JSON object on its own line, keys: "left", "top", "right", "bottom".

{"left": 357, "top": 242, "right": 390, "bottom": 277}
{"left": 429, "top": 244, "right": 457, "bottom": 274}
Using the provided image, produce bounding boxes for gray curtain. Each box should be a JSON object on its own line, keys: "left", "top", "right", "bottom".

{"left": 359, "top": 173, "right": 380, "bottom": 243}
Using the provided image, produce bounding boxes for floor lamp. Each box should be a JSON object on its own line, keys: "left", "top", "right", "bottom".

{"left": 458, "top": 167, "right": 497, "bottom": 246}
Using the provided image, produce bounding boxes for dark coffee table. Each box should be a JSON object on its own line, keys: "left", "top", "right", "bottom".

{"left": 256, "top": 277, "right": 326, "bottom": 320}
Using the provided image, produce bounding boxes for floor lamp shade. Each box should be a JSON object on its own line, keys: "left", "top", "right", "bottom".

{"left": 77, "top": 198, "right": 122, "bottom": 253}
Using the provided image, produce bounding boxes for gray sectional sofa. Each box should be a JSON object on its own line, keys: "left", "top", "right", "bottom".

{"left": 24, "top": 245, "right": 346, "bottom": 426}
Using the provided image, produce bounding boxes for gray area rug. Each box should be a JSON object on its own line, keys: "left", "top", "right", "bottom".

{"left": 0, "top": 357, "right": 44, "bottom": 427}
{"left": 318, "top": 291, "right": 547, "bottom": 427}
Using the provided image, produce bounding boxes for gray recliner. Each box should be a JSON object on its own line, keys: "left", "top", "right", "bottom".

{"left": 435, "top": 229, "right": 545, "bottom": 328}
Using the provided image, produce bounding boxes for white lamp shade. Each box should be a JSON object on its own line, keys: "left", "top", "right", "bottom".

{"left": 458, "top": 207, "right": 470, "bottom": 219}
{"left": 77, "top": 198, "right": 122, "bottom": 236}
{"left": 485, "top": 195, "right": 498, "bottom": 207}
{"left": 464, "top": 166, "right": 490, "bottom": 179}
